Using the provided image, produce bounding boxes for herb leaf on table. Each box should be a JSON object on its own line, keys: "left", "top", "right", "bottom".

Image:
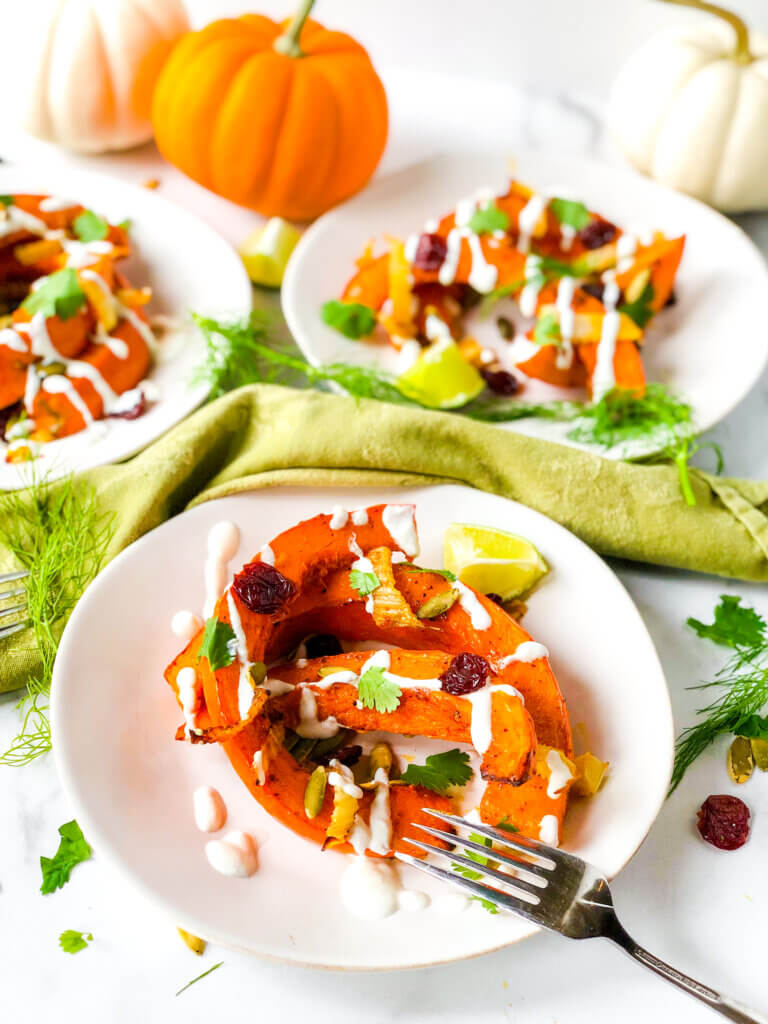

{"left": 670, "top": 595, "right": 768, "bottom": 793}
{"left": 40, "top": 820, "right": 92, "bottom": 893}
{"left": 175, "top": 961, "right": 224, "bottom": 997}
{"left": 59, "top": 930, "right": 92, "bottom": 954}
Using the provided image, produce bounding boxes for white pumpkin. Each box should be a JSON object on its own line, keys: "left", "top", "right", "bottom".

{"left": 24, "top": 0, "right": 189, "bottom": 153}
{"left": 608, "top": 8, "right": 768, "bottom": 212}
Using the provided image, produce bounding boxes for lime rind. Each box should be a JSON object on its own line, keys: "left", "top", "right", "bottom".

{"left": 397, "top": 337, "right": 484, "bottom": 410}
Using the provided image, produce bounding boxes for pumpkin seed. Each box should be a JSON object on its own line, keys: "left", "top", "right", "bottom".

{"left": 304, "top": 765, "right": 328, "bottom": 819}
{"left": 318, "top": 665, "right": 350, "bottom": 677}
{"left": 417, "top": 589, "right": 459, "bottom": 619}
{"left": 249, "top": 661, "right": 267, "bottom": 685}
{"left": 177, "top": 927, "right": 206, "bottom": 955}
{"left": 38, "top": 361, "right": 66, "bottom": 378}
{"left": 624, "top": 267, "right": 651, "bottom": 304}
{"left": 727, "top": 736, "right": 754, "bottom": 784}
{"left": 370, "top": 742, "right": 393, "bottom": 776}
{"left": 750, "top": 737, "right": 768, "bottom": 772}
{"left": 292, "top": 737, "right": 318, "bottom": 762}
{"left": 310, "top": 729, "right": 353, "bottom": 762}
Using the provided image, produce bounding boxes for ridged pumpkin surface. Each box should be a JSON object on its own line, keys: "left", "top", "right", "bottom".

{"left": 152, "top": 15, "right": 388, "bottom": 220}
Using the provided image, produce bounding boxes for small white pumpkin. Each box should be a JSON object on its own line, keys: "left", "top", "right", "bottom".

{"left": 608, "top": 1, "right": 768, "bottom": 212}
{"left": 24, "top": 0, "right": 189, "bottom": 153}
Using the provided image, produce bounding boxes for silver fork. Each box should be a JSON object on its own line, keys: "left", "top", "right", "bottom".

{"left": 0, "top": 569, "right": 30, "bottom": 640}
{"left": 396, "top": 810, "right": 767, "bottom": 1024}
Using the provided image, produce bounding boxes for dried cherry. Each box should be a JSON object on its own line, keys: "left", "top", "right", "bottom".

{"left": 316, "top": 744, "right": 362, "bottom": 768}
{"left": 305, "top": 633, "right": 343, "bottom": 659}
{"left": 233, "top": 561, "right": 297, "bottom": 614}
{"left": 481, "top": 367, "right": 520, "bottom": 396}
{"left": 107, "top": 388, "right": 146, "bottom": 421}
{"left": 412, "top": 233, "right": 447, "bottom": 271}
{"left": 440, "top": 652, "right": 490, "bottom": 695}
{"left": 697, "top": 794, "right": 750, "bottom": 851}
{"left": 578, "top": 218, "right": 618, "bottom": 250}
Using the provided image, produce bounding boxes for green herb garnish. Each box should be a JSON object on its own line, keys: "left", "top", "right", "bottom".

{"left": 549, "top": 198, "right": 590, "bottom": 231}
{"left": 478, "top": 280, "right": 523, "bottom": 317}
{"left": 198, "top": 618, "right": 237, "bottom": 672}
{"left": 117, "top": 218, "right": 132, "bottom": 231}
{"left": 40, "top": 820, "right": 92, "bottom": 894}
{"left": 21, "top": 267, "right": 87, "bottom": 321}
{"left": 357, "top": 665, "right": 401, "bottom": 713}
{"left": 73, "top": 209, "right": 108, "bottom": 243}
{"left": 451, "top": 832, "right": 499, "bottom": 913}
{"left": 321, "top": 299, "right": 377, "bottom": 339}
{"left": 0, "top": 475, "right": 113, "bottom": 765}
{"left": 349, "top": 568, "right": 380, "bottom": 596}
{"left": 402, "top": 564, "right": 457, "bottom": 582}
{"left": 468, "top": 203, "right": 509, "bottom": 235}
{"left": 59, "top": 930, "right": 92, "bottom": 954}
{"left": 670, "top": 595, "right": 768, "bottom": 793}
{"left": 175, "top": 961, "right": 224, "bottom": 997}
{"left": 0, "top": 194, "right": 13, "bottom": 206}
{"left": 736, "top": 713, "right": 768, "bottom": 741}
{"left": 400, "top": 748, "right": 472, "bottom": 794}
{"left": 533, "top": 312, "right": 561, "bottom": 346}
{"left": 619, "top": 281, "right": 655, "bottom": 328}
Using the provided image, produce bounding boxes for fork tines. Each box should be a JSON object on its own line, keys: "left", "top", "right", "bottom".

{"left": 394, "top": 809, "right": 561, "bottom": 923}
{"left": 0, "top": 569, "right": 30, "bottom": 641}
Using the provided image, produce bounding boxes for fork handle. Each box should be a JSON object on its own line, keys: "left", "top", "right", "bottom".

{"left": 608, "top": 921, "right": 767, "bottom": 1023}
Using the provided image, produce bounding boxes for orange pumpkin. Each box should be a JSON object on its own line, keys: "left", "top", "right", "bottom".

{"left": 151, "top": 0, "right": 388, "bottom": 221}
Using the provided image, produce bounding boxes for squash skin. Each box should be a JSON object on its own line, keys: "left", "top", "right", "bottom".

{"left": 152, "top": 16, "right": 388, "bottom": 221}
{"left": 164, "top": 505, "right": 574, "bottom": 851}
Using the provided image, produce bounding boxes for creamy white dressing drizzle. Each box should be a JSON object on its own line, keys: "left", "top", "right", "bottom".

{"left": 592, "top": 270, "right": 621, "bottom": 401}
{"left": 616, "top": 232, "right": 638, "bottom": 274}
{"left": 193, "top": 786, "right": 227, "bottom": 833}
{"left": 538, "top": 814, "right": 560, "bottom": 846}
{"left": 329, "top": 505, "right": 349, "bottom": 529}
{"left": 340, "top": 857, "right": 399, "bottom": 919}
{"left": 351, "top": 508, "right": 369, "bottom": 526}
{"left": 297, "top": 687, "right": 340, "bottom": 738}
{"left": 0, "top": 327, "right": 27, "bottom": 352}
{"left": 554, "top": 276, "right": 578, "bottom": 369}
{"left": 517, "top": 193, "right": 548, "bottom": 253}
{"left": 205, "top": 830, "right": 258, "bottom": 877}
{"left": 466, "top": 683, "right": 525, "bottom": 754}
{"left": 23, "top": 364, "right": 41, "bottom": 415}
{"left": 177, "top": 666, "right": 202, "bottom": 737}
{"left": 546, "top": 749, "right": 574, "bottom": 799}
{"left": 41, "top": 375, "right": 93, "bottom": 425}
{"left": 227, "top": 590, "right": 255, "bottom": 719}
{"left": 454, "top": 582, "right": 491, "bottom": 630}
{"left": 259, "top": 544, "right": 275, "bottom": 566}
{"left": 171, "top": 610, "right": 203, "bottom": 645}
{"left": 0, "top": 205, "right": 48, "bottom": 238}
{"left": 518, "top": 254, "right": 543, "bottom": 318}
{"left": 438, "top": 229, "right": 463, "bottom": 286}
{"left": 252, "top": 750, "right": 266, "bottom": 786}
{"left": 395, "top": 338, "right": 422, "bottom": 374}
{"left": 39, "top": 196, "right": 77, "bottom": 212}
{"left": 496, "top": 641, "right": 550, "bottom": 668}
{"left": 351, "top": 553, "right": 377, "bottom": 614}
{"left": 203, "top": 521, "right": 240, "bottom": 618}
{"left": 404, "top": 233, "right": 419, "bottom": 263}
{"left": 368, "top": 767, "right": 393, "bottom": 855}
{"left": 61, "top": 238, "right": 114, "bottom": 269}
{"left": 382, "top": 504, "right": 419, "bottom": 557}
{"left": 328, "top": 759, "right": 363, "bottom": 798}
{"left": 398, "top": 889, "right": 431, "bottom": 912}
{"left": 348, "top": 815, "right": 371, "bottom": 856}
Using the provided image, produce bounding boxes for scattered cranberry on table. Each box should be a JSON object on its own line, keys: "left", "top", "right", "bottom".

{"left": 696, "top": 794, "right": 750, "bottom": 851}
{"left": 481, "top": 367, "right": 520, "bottom": 396}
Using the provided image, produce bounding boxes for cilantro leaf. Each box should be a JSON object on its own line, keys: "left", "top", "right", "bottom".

{"left": 452, "top": 833, "right": 500, "bottom": 913}
{"left": 549, "top": 198, "right": 591, "bottom": 231}
{"left": 198, "top": 617, "right": 237, "bottom": 671}
{"left": 357, "top": 665, "right": 401, "bottom": 713}
{"left": 533, "top": 312, "right": 560, "bottom": 346}
{"left": 399, "top": 748, "right": 473, "bottom": 793}
{"left": 176, "top": 961, "right": 224, "bottom": 997}
{"left": 619, "top": 281, "right": 655, "bottom": 328}
{"left": 117, "top": 218, "right": 132, "bottom": 231}
{"left": 59, "top": 930, "right": 92, "bottom": 954}
{"left": 0, "top": 195, "right": 13, "bottom": 207}
{"left": 321, "top": 299, "right": 377, "bottom": 340}
{"left": 736, "top": 713, "right": 768, "bottom": 740}
{"left": 687, "top": 596, "right": 766, "bottom": 652}
{"left": 40, "top": 820, "right": 92, "bottom": 894}
{"left": 402, "top": 564, "right": 457, "bottom": 582}
{"left": 73, "top": 209, "right": 108, "bottom": 242}
{"left": 349, "top": 568, "right": 380, "bottom": 596}
{"left": 468, "top": 203, "right": 509, "bottom": 235}
{"left": 496, "top": 817, "right": 519, "bottom": 834}
{"left": 22, "top": 268, "right": 87, "bottom": 322}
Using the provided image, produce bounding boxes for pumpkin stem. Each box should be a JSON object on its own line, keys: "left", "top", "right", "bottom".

{"left": 274, "top": 0, "right": 316, "bottom": 58}
{"left": 659, "top": 0, "right": 753, "bottom": 64}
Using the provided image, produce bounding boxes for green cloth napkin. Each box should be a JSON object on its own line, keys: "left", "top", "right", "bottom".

{"left": 2, "top": 382, "right": 768, "bottom": 695}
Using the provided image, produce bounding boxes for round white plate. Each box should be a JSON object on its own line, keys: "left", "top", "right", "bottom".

{"left": 0, "top": 166, "right": 252, "bottom": 489}
{"left": 282, "top": 151, "right": 768, "bottom": 456}
{"left": 52, "top": 485, "right": 672, "bottom": 970}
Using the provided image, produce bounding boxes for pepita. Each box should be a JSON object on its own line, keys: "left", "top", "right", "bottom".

{"left": 292, "top": 737, "right": 318, "bottom": 762}
{"left": 624, "top": 267, "right": 651, "bottom": 304}
{"left": 304, "top": 765, "right": 328, "bottom": 819}
{"left": 417, "top": 589, "right": 459, "bottom": 620}
{"left": 177, "top": 927, "right": 206, "bottom": 955}
{"left": 249, "top": 661, "right": 267, "bottom": 685}
{"left": 370, "top": 742, "right": 394, "bottom": 776}
{"left": 727, "top": 736, "right": 754, "bottom": 784}
{"left": 311, "top": 729, "right": 353, "bottom": 762}
{"left": 318, "top": 665, "right": 349, "bottom": 677}
{"left": 38, "top": 361, "right": 67, "bottom": 378}
{"left": 750, "top": 737, "right": 768, "bottom": 772}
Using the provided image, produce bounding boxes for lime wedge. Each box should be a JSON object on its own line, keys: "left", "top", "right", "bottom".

{"left": 443, "top": 523, "right": 548, "bottom": 600}
{"left": 238, "top": 217, "right": 301, "bottom": 287}
{"left": 397, "top": 337, "right": 484, "bottom": 409}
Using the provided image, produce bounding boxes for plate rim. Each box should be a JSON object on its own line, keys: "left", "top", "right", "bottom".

{"left": 0, "top": 163, "right": 253, "bottom": 488}
{"left": 282, "top": 148, "right": 768, "bottom": 455}
{"left": 50, "top": 483, "right": 673, "bottom": 970}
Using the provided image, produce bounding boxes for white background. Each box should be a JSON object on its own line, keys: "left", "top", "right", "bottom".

{"left": 2, "top": 1, "right": 768, "bottom": 1022}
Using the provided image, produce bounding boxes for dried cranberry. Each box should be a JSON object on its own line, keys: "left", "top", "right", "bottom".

{"left": 581, "top": 282, "right": 604, "bottom": 302}
{"left": 486, "top": 593, "right": 505, "bottom": 606}
{"left": 440, "top": 652, "right": 490, "bottom": 695}
{"left": 0, "top": 400, "right": 22, "bottom": 441}
{"left": 578, "top": 218, "right": 618, "bottom": 250}
{"left": 107, "top": 388, "right": 146, "bottom": 421}
{"left": 412, "top": 233, "right": 447, "bottom": 271}
{"left": 233, "top": 561, "right": 296, "bottom": 614}
{"left": 481, "top": 367, "right": 520, "bottom": 396}
{"left": 305, "top": 633, "right": 343, "bottom": 659}
{"left": 697, "top": 794, "right": 750, "bottom": 851}
{"left": 316, "top": 744, "right": 362, "bottom": 768}
{"left": 665, "top": 289, "right": 677, "bottom": 308}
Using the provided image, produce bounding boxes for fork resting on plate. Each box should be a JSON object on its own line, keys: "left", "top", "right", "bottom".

{"left": 397, "top": 811, "right": 766, "bottom": 1024}
{"left": 0, "top": 569, "right": 30, "bottom": 641}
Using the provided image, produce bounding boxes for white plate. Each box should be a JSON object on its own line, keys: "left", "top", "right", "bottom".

{"left": 52, "top": 484, "right": 672, "bottom": 970}
{"left": 0, "top": 166, "right": 252, "bottom": 489}
{"left": 282, "top": 151, "right": 768, "bottom": 456}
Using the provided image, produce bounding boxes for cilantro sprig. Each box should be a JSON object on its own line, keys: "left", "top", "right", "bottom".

{"left": 198, "top": 617, "right": 237, "bottom": 671}
{"left": 321, "top": 299, "right": 377, "bottom": 339}
{"left": 59, "top": 930, "right": 92, "bottom": 954}
{"left": 671, "top": 595, "right": 768, "bottom": 793}
{"left": 402, "top": 564, "right": 457, "bottom": 582}
{"left": 73, "top": 209, "right": 108, "bottom": 242}
{"left": 349, "top": 568, "right": 380, "bottom": 596}
{"left": 21, "top": 268, "right": 87, "bottom": 321}
{"left": 40, "top": 820, "right": 92, "bottom": 894}
{"left": 176, "top": 961, "right": 224, "bottom": 997}
{"left": 468, "top": 202, "right": 509, "bottom": 235}
{"left": 619, "top": 281, "right": 655, "bottom": 328}
{"left": 400, "top": 748, "right": 472, "bottom": 793}
{"left": 549, "top": 198, "right": 591, "bottom": 231}
{"left": 533, "top": 312, "right": 560, "bottom": 346}
{"left": 357, "top": 665, "right": 401, "bottom": 713}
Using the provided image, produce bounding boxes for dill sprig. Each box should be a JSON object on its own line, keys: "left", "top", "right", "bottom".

{"left": 0, "top": 474, "right": 113, "bottom": 766}
{"left": 670, "top": 596, "right": 768, "bottom": 794}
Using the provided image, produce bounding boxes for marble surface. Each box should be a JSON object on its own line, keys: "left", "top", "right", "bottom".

{"left": 2, "top": 69, "right": 768, "bottom": 1024}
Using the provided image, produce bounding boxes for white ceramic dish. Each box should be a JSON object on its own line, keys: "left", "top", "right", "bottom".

{"left": 282, "top": 151, "right": 768, "bottom": 456}
{"left": 52, "top": 484, "right": 672, "bottom": 970}
{"left": 0, "top": 166, "right": 252, "bottom": 489}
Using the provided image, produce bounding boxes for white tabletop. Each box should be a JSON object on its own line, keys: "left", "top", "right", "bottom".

{"left": 1, "top": 69, "right": 767, "bottom": 1024}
